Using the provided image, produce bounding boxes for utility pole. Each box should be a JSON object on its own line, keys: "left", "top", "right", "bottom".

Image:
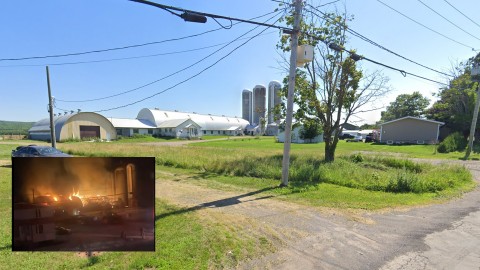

{"left": 281, "top": 0, "right": 303, "bottom": 187}
{"left": 465, "top": 61, "right": 480, "bottom": 159}
{"left": 46, "top": 66, "right": 56, "bottom": 148}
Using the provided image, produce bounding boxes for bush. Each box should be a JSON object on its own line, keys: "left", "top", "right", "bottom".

{"left": 350, "top": 153, "right": 364, "bottom": 163}
{"left": 437, "top": 132, "right": 467, "bottom": 153}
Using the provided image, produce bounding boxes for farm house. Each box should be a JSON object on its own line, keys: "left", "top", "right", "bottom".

{"left": 28, "top": 112, "right": 116, "bottom": 142}
{"left": 379, "top": 116, "right": 444, "bottom": 144}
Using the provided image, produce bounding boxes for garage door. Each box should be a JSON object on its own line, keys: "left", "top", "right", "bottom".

{"left": 79, "top": 125, "right": 100, "bottom": 139}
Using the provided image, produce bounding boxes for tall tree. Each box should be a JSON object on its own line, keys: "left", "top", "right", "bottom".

{"left": 427, "top": 59, "right": 478, "bottom": 136}
{"left": 277, "top": 9, "right": 389, "bottom": 162}
{"left": 380, "top": 91, "right": 430, "bottom": 122}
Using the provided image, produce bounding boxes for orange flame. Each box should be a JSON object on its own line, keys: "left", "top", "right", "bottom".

{"left": 68, "top": 188, "right": 82, "bottom": 200}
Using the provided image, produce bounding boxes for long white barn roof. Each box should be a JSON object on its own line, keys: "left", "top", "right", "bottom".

{"left": 108, "top": 117, "right": 156, "bottom": 129}
{"left": 137, "top": 108, "right": 249, "bottom": 131}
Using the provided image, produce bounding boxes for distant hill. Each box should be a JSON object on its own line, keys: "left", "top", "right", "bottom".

{"left": 0, "top": 120, "right": 35, "bottom": 135}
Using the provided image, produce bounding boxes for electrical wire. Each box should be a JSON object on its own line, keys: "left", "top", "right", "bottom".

{"left": 360, "top": 56, "right": 448, "bottom": 86}
{"left": 0, "top": 31, "right": 277, "bottom": 68}
{"left": 416, "top": 0, "right": 480, "bottom": 42}
{"left": 0, "top": 9, "right": 282, "bottom": 62}
{"left": 375, "top": 0, "right": 475, "bottom": 50}
{"left": 443, "top": 0, "right": 480, "bottom": 30}
{"left": 55, "top": 12, "right": 283, "bottom": 103}
{"left": 306, "top": 4, "right": 453, "bottom": 78}
{"left": 92, "top": 17, "right": 282, "bottom": 113}
{"left": 0, "top": 30, "right": 219, "bottom": 62}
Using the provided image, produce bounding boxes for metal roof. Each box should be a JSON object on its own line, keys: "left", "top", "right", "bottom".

{"left": 108, "top": 118, "right": 156, "bottom": 129}
{"left": 380, "top": 116, "right": 444, "bottom": 126}
{"left": 137, "top": 108, "right": 250, "bottom": 131}
{"left": 157, "top": 119, "right": 191, "bottom": 128}
{"left": 28, "top": 112, "right": 115, "bottom": 140}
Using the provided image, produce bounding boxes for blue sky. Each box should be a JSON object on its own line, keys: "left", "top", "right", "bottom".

{"left": 1, "top": 0, "right": 479, "bottom": 124}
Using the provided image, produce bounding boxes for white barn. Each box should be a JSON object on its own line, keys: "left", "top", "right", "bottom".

{"left": 137, "top": 108, "right": 249, "bottom": 136}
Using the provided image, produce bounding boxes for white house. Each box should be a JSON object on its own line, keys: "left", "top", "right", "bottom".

{"left": 276, "top": 125, "right": 323, "bottom": 144}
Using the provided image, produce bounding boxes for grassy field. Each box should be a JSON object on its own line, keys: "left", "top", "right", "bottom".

{"left": 53, "top": 138, "right": 476, "bottom": 209}
{"left": 0, "top": 161, "right": 273, "bottom": 269}
{"left": 0, "top": 138, "right": 476, "bottom": 269}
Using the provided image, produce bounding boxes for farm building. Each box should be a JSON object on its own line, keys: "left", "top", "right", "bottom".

{"left": 13, "top": 203, "right": 56, "bottom": 248}
{"left": 276, "top": 125, "right": 323, "bottom": 144}
{"left": 137, "top": 108, "right": 249, "bottom": 136}
{"left": 108, "top": 118, "right": 157, "bottom": 137}
{"left": 379, "top": 116, "right": 444, "bottom": 144}
{"left": 28, "top": 112, "right": 116, "bottom": 142}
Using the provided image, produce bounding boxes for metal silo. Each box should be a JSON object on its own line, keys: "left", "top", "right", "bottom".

{"left": 268, "top": 81, "right": 282, "bottom": 124}
{"left": 252, "top": 85, "right": 266, "bottom": 126}
{"left": 242, "top": 89, "right": 253, "bottom": 124}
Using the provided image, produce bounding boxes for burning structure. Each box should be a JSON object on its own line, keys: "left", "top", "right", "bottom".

{"left": 12, "top": 157, "right": 155, "bottom": 251}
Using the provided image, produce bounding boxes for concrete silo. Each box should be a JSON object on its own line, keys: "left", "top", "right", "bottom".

{"left": 268, "top": 81, "right": 282, "bottom": 124}
{"left": 252, "top": 85, "right": 266, "bottom": 126}
{"left": 242, "top": 89, "right": 253, "bottom": 124}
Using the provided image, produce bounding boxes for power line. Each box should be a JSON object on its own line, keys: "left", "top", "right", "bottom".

{"left": 0, "top": 30, "right": 219, "bottom": 62}
{"left": 55, "top": 12, "right": 283, "bottom": 103}
{"left": 93, "top": 17, "right": 282, "bottom": 113}
{"left": 443, "top": 0, "right": 480, "bottom": 30}
{"left": 375, "top": 0, "right": 476, "bottom": 50}
{"left": 306, "top": 4, "right": 453, "bottom": 78}
{"left": 282, "top": 5, "right": 449, "bottom": 86}
{"left": 361, "top": 55, "right": 448, "bottom": 86}
{"left": 416, "top": 0, "right": 480, "bottom": 42}
{"left": 0, "top": 31, "right": 276, "bottom": 68}
{"left": 0, "top": 9, "right": 281, "bottom": 62}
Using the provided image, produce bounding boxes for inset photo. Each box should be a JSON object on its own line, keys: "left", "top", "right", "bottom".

{"left": 12, "top": 157, "right": 155, "bottom": 251}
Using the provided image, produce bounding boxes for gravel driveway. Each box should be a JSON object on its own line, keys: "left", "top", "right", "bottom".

{"left": 156, "top": 159, "right": 480, "bottom": 269}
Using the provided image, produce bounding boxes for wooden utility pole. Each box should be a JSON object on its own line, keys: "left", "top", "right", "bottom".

{"left": 46, "top": 66, "right": 56, "bottom": 148}
{"left": 281, "top": 0, "right": 303, "bottom": 187}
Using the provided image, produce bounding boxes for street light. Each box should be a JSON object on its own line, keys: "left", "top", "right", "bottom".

{"left": 464, "top": 60, "right": 480, "bottom": 159}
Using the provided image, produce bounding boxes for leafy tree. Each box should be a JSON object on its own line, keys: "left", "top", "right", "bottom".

{"left": 427, "top": 59, "right": 478, "bottom": 136}
{"left": 277, "top": 9, "right": 389, "bottom": 162}
{"left": 359, "top": 123, "right": 378, "bottom": 130}
{"left": 380, "top": 91, "right": 430, "bottom": 122}
{"left": 299, "top": 119, "right": 323, "bottom": 142}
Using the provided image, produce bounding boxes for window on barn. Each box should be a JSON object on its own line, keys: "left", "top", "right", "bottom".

{"left": 210, "top": 131, "right": 213, "bottom": 134}
{"left": 148, "top": 129, "right": 153, "bottom": 134}
{"left": 133, "top": 129, "right": 139, "bottom": 134}
{"left": 203, "top": 130, "right": 206, "bottom": 135}
{"left": 223, "top": 131, "right": 226, "bottom": 135}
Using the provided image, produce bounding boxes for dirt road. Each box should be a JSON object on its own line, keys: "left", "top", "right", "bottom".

{"left": 155, "top": 160, "right": 480, "bottom": 269}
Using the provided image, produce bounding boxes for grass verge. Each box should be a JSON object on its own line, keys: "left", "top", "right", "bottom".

{"left": 0, "top": 163, "right": 272, "bottom": 269}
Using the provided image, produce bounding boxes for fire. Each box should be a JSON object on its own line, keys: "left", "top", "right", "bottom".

{"left": 68, "top": 188, "right": 82, "bottom": 201}
{"left": 53, "top": 196, "right": 58, "bottom": 202}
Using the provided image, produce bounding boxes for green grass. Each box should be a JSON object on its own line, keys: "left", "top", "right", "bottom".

{"left": 191, "top": 138, "right": 480, "bottom": 160}
{"left": 157, "top": 165, "right": 475, "bottom": 210}
{"left": 0, "top": 163, "right": 271, "bottom": 269}
{"left": 114, "top": 135, "right": 181, "bottom": 143}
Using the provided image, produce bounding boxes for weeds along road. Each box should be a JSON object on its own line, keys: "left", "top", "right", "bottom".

{"left": 155, "top": 160, "right": 480, "bottom": 270}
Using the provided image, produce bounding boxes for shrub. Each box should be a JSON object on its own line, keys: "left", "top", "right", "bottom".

{"left": 386, "top": 170, "right": 419, "bottom": 193}
{"left": 350, "top": 153, "right": 364, "bottom": 163}
{"left": 437, "top": 132, "right": 467, "bottom": 153}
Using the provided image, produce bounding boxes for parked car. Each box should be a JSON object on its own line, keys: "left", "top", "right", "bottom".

{"left": 365, "top": 133, "right": 374, "bottom": 143}
{"left": 339, "top": 133, "right": 354, "bottom": 140}
{"left": 346, "top": 134, "right": 363, "bottom": 142}
{"left": 11, "top": 145, "right": 70, "bottom": 157}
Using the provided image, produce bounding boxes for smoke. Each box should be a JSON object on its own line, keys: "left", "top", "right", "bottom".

{"left": 14, "top": 157, "right": 114, "bottom": 203}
